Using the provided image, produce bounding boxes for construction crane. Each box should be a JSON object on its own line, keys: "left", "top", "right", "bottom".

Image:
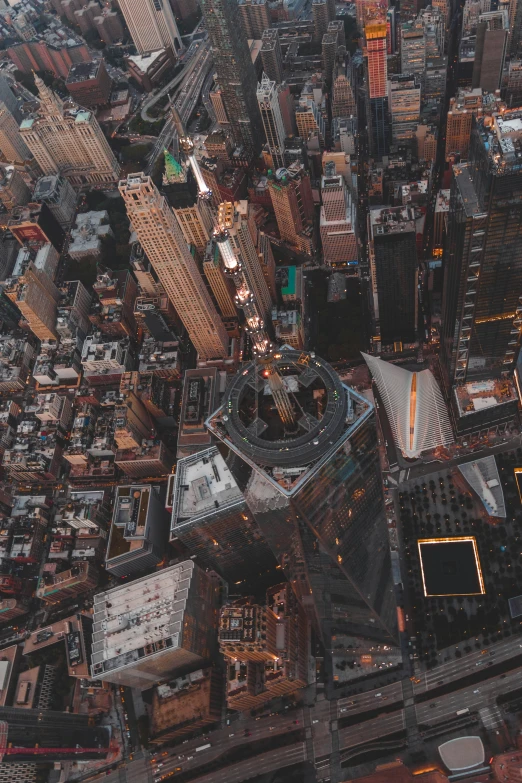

{"left": 169, "top": 109, "right": 297, "bottom": 430}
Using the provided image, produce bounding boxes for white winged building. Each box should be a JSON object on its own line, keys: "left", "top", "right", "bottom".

{"left": 363, "top": 353, "right": 454, "bottom": 458}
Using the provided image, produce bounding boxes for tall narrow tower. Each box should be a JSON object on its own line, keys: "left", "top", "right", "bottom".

{"left": 116, "top": 0, "right": 182, "bottom": 54}
{"left": 257, "top": 74, "right": 287, "bottom": 170}
{"left": 365, "top": 21, "right": 389, "bottom": 157}
{"left": 206, "top": 347, "right": 399, "bottom": 665}
{"left": 119, "top": 174, "right": 229, "bottom": 361}
{"left": 200, "top": 0, "right": 263, "bottom": 156}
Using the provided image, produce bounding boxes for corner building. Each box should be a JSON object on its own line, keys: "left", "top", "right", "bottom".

{"left": 206, "top": 348, "right": 399, "bottom": 665}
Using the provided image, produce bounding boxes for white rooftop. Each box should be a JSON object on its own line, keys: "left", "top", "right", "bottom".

{"left": 90, "top": 560, "right": 195, "bottom": 677}
{"left": 172, "top": 447, "right": 243, "bottom": 529}
{"left": 439, "top": 736, "right": 485, "bottom": 772}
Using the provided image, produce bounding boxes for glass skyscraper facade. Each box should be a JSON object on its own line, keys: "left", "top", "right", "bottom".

{"left": 441, "top": 111, "right": 522, "bottom": 390}
{"left": 206, "top": 348, "right": 398, "bottom": 665}
{"left": 200, "top": 0, "right": 263, "bottom": 156}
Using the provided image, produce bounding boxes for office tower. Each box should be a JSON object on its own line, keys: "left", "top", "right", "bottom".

{"left": 472, "top": 10, "right": 508, "bottom": 92}
{"left": 261, "top": 29, "right": 284, "bottom": 85}
{"left": 6, "top": 263, "right": 59, "bottom": 341}
{"left": 462, "top": 0, "right": 491, "bottom": 35}
{"left": 20, "top": 76, "right": 119, "bottom": 187}
{"left": 238, "top": 0, "right": 270, "bottom": 39}
{"left": 320, "top": 163, "right": 357, "bottom": 268}
{"left": 295, "top": 90, "right": 326, "bottom": 148}
{"left": 388, "top": 73, "right": 421, "bottom": 142}
{"left": 171, "top": 447, "right": 276, "bottom": 581}
{"left": 433, "top": 0, "right": 450, "bottom": 28}
{"left": 119, "top": 174, "right": 229, "bottom": 361}
{"left": 257, "top": 74, "right": 286, "bottom": 169}
{"left": 222, "top": 200, "right": 274, "bottom": 320}
{"left": 219, "top": 586, "right": 309, "bottom": 710}
{"left": 200, "top": 0, "right": 263, "bottom": 157}
{"left": 332, "top": 61, "right": 356, "bottom": 117}
{"left": 36, "top": 562, "right": 98, "bottom": 604}
{"left": 445, "top": 88, "right": 483, "bottom": 161}
{"left": 506, "top": 60, "right": 522, "bottom": 106}
{"left": 322, "top": 32, "right": 338, "bottom": 84}
{"left": 401, "top": 20, "right": 426, "bottom": 78}
{"left": 313, "top": 0, "right": 330, "bottom": 42}
{"left": 203, "top": 241, "right": 238, "bottom": 318}
{"left": 441, "top": 109, "right": 522, "bottom": 391}
{"left": 268, "top": 165, "right": 315, "bottom": 255}
{"left": 90, "top": 560, "right": 222, "bottom": 688}
{"left": 116, "top": 0, "right": 182, "bottom": 55}
{"left": 0, "top": 104, "right": 30, "bottom": 163}
{"left": 365, "top": 22, "right": 389, "bottom": 157}
{"left": 105, "top": 485, "right": 168, "bottom": 577}
{"left": 174, "top": 203, "right": 212, "bottom": 252}
{"left": 32, "top": 175, "right": 77, "bottom": 227}
{"left": 0, "top": 708, "right": 110, "bottom": 762}
{"left": 206, "top": 346, "right": 399, "bottom": 664}
{"left": 0, "top": 76, "right": 20, "bottom": 120}
{"left": 368, "top": 206, "right": 418, "bottom": 347}
{"left": 0, "top": 167, "right": 30, "bottom": 210}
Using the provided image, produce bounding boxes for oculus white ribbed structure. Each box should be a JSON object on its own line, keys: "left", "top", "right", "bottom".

{"left": 362, "top": 353, "right": 454, "bottom": 458}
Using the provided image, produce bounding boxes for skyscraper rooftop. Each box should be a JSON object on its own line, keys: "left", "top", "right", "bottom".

{"left": 206, "top": 346, "right": 371, "bottom": 495}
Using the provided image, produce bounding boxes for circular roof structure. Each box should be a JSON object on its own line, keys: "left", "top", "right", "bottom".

{"left": 438, "top": 737, "right": 485, "bottom": 772}
{"left": 220, "top": 349, "right": 347, "bottom": 468}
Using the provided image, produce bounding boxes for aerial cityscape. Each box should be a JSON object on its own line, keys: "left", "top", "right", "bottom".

{"left": 0, "top": 0, "right": 522, "bottom": 781}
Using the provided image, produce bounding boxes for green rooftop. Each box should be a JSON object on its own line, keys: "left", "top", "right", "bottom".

{"left": 281, "top": 266, "right": 296, "bottom": 297}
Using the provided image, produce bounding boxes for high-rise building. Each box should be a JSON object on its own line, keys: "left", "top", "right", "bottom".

{"left": 238, "top": 0, "right": 270, "bottom": 39}
{"left": 0, "top": 104, "right": 30, "bottom": 164}
{"left": 320, "top": 163, "right": 358, "bottom": 268}
{"left": 5, "top": 263, "right": 59, "bottom": 341}
{"left": 365, "top": 22, "right": 389, "bottom": 157}
{"left": 36, "top": 561, "right": 98, "bottom": 605}
{"left": 200, "top": 0, "right": 263, "bottom": 156}
{"left": 105, "top": 484, "right": 169, "bottom": 577}
{"left": 0, "top": 76, "right": 21, "bottom": 121}
{"left": 32, "top": 175, "right": 77, "bottom": 227}
{"left": 268, "top": 165, "right": 315, "bottom": 255}
{"left": 206, "top": 346, "right": 399, "bottom": 667}
{"left": 257, "top": 74, "right": 287, "bottom": 169}
{"left": 219, "top": 586, "right": 309, "bottom": 710}
{"left": 472, "top": 10, "right": 508, "bottom": 92}
{"left": 332, "top": 62, "right": 356, "bottom": 118}
{"left": 322, "top": 32, "right": 339, "bottom": 84}
{"left": 400, "top": 20, "right": 426, "bottom": 78}
{"left": 388, "top": 73, "right": 421, "bottom": 142}
{"left": 116, "top": 0, "right": 182, "bottom": 55}
{"left": 445, "top": 87, "right": 483, "bottom": 161}
{"left": 221, "top": 200, "right": 274, "bottom": 320}
{"left": 441, "top": 109, "right": 522, "bottom": 390}
{"left": 171, "top": 447, "right": 276, "bottom": 581}
{"left": 295, "top": 90, "right": 326, "bottom": 149}
{"left": 90, "top": 560, "right": 222, "bottom": 688}
{"left": 312, "top": 0, "right": 330, "bottom": 43}
{"left": 261, "top": 29, "right": 284, "bottom": 85}
{"left": 93, "top": 8, "right": 125, "bottom": 44}
{"left": 506, "top": 60, "right": 522, "bottom": 106}
{"left": 368, "top": 206, "right": 418, "bottom": 347}
{"left": 20, "top": 76, "right": 119, "bottom": 187}
{"left": 119, "top": 174, "right": 229, "bottom": 362}
{"left": 0, "top": 167, "right": 30, "bottom": 210}
{"left": 202, "top": 240, "right": 238, "bottom": 319}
